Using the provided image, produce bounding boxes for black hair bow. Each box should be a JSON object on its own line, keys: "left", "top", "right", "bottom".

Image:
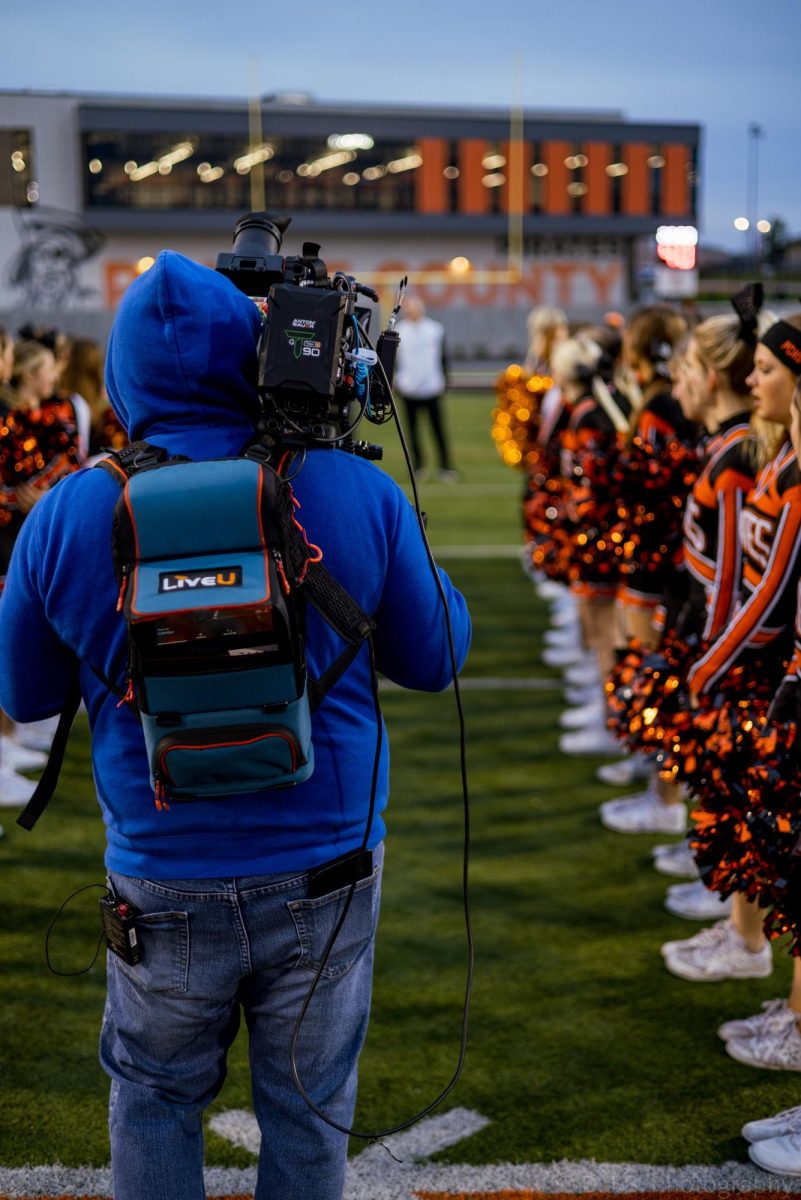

{"left": 731, "top": 281, "right": 764, "bottom": 345}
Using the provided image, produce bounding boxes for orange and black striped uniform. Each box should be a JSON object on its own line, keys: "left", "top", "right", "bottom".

{"left": 680, "top": 413, "right": 755, "bottom": 641}
{"left": 688, "top": 441, "right": 801, "bottom": 696}
{"left": 562, "top": 388, "right": 631, "bottom": 601}
{"left": 636, "top": 390, "right": 697, "bottom": 447}
{"left": 620, "top": 390, "right": 698, "bottom": 610}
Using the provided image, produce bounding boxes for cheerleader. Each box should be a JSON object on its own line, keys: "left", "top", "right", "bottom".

{"left": 738, "top": 367, "right": 801, "bottom": 1180}
{"left": 551, "top": 327, "right": 635, "bottom": 756}
{"left": 523, "top": 304, "right": 568, "bottom": 375}
{"left": 603, "top": 295, "right": 759, "bottom": 837}
{"left": 0, "top": 340, "right": 80, "bottom": 805}
{"left": 662, "top": 312, "right": 801, "bottom": 985}
{"left": 617, "top": 305, "right": 695, "bottom": 646}
{"left": 59, "top": 336, "right": 127, "bottom": 463}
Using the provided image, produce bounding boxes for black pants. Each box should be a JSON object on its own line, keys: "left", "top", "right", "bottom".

{"left": 400, "top": 393, "right": 453, "bottom": 471}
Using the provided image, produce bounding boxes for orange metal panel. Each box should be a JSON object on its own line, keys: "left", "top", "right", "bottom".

{"left": 543, "top": 141, "right": 571, "bottom": 214}
{"left": 584, "top": 141, "right": 611, "bottom": 215}
{"left": 502, "top": 138, "right": 532, "bottom": 215}
{"left": 623, "top": 143, "right": 650, "bottom": 215}
{"left": 417, "top": 137, "right": 448, "bottom": 214}
{"left": 458, "top": 139, "right": 491, "bottom": 214}
{"left": 663, "top": 143, "right": 690, "bottom": 215}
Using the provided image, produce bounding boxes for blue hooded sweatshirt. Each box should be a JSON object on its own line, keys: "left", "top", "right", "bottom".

{"left": 0, "top": 251, "right": 471, "bottom": 879}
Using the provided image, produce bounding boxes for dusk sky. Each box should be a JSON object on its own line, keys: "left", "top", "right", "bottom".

{"left": 2, "top": 0, "right": 799, "bottom": 250}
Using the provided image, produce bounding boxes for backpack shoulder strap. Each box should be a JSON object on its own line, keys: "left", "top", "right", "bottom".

{"left": 95, "top": 441, "right": 173, "bottom": 486}
{"left": 268, "top": 463, "right": 377, "bottom": 708}
{"left": 18, "top": 444, "right": 163, "bottom": 830}
{"left": 16, "top": 669, "right": 83, "bottom": 831}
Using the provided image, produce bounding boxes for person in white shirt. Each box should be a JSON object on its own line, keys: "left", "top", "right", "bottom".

{"left": 395, "top": 297, "right": 456, "bottom": 481}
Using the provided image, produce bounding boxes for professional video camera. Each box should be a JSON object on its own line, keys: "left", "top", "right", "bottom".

{"left": 216, "top": 212, "right": 404, "bottom": 456}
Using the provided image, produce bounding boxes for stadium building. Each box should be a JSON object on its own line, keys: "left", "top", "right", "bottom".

{"left": 0, "top": 90, "right": 700, "bottom": 355}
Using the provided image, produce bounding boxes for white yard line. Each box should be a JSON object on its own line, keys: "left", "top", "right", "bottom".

{"left": 8, "top": 1108, "right": 801, "bottom": 1197}
{"left": 3, "top": 1159, "right": 801, "bottom": 1197}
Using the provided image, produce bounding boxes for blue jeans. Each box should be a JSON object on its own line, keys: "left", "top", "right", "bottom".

{"left": 100, "top": 844, "right": 383, "bottom": 1200}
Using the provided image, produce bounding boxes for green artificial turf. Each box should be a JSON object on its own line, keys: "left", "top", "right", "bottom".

{"left": 1, "top": 394, "right": 797, "bottom": 1168}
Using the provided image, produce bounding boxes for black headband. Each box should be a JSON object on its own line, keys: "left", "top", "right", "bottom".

{"left": 761, "top": 319, "right": 801, "bottom": 377}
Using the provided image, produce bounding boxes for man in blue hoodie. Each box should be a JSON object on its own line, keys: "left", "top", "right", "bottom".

{"left": 0, "top": 251, "right": 471, "bottom": 1200}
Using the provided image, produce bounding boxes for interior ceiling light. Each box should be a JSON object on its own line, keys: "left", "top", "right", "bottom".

{"left": 131, "top": 142, "right": 193, "bottom": 181}
{"left": 234, "top": 144, "right": 274, "bottom": 174}
{"left": 159, "top": 141, "right": 194, "bottom": 168}
{"left": 297, "top": 150, "right": 356, "bottom": 177}
{"left": 129, "top": 161, "right": 159, "bottom": 181}
{"left": 482, "top": 172, "right": 505, "bottom": 188}
{"left": 386, "top": 153, "right": 423, "bottom": 174}
{"left": 482, "top": 153, "right": 506, "bottom": 170}
{"left": 327, "top": 133, "right": 374, "bottom": 150}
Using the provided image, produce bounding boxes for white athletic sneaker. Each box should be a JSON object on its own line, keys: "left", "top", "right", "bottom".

{"left": 661, "top": 919, "right": 773, "bottom": 982}
{"left": 14, "top": 715, "right": 58, "bottom": 753}
{"left": 727, "top": 1019, "right": 801, "bottom": 1071}
{"left": 664, "top": 879, "right": 732, "bottom": 920}
{"left": 0, "top": 764, "right": 35, "bottom": 808}
{"left": 1, "top": 735, "right": 46, "bottom": 771}
{"left": 542, "top": 644, "right": 591, "bottom": 669}
{"left": 559, "top": 698, "right": 606, "bottom": 730}
{"left": 600, "top": 789, "right": 686, "bottom": 834}
{"left": 563, "top": 660, "right": 602, "bottom": 688}
{"left": 743, "top": 1102, "right": 801, "bottom": 1143}
{"left": 596, "top": 756, "right": 653, "bottom": 786}
{"left": 536, "top": 579, "right": 568, "bottom": 602}
{"left": 720, "top": 999, "right": 796, "bottom": 1044}
{"left": 559, "top": 724, "right": 621, "bottom": 757}
{"left": 545, "top": 626, "right": 580, "bottom": 649}
{"left": 652, "top": 839, "right": 699, "bottom": 878}
{"left": 749, "top": 1132, "right": 801, "bottom": 1176}
{"left": 565, "top": 682, "right": 600, "bottom": 707}
{"left": 551, "top": 601, "right": 578, "bottom": 629}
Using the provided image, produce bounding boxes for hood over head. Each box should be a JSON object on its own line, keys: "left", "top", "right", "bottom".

{"left": 105, "top": 250, "right": 262, "bottom": 459}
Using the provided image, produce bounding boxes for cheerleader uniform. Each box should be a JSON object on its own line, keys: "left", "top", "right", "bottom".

{"left": 0, "top": 402, "right": 80, "bottom": 582}
{"left": 620, "top": 390, "right": 699, "bottom": 614}
{"left": 561, "top": 386, "right": 632, "bottom": 601}
{"left": 688, "top": 441, "right": 801, "bottom": 698}
{"left": 678, "top": 413, "right": 756, "bottom": 641}
{"left": 607, "top": 415, "right": 755, "bottom": 762}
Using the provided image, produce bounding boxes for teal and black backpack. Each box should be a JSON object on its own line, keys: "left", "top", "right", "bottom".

{"left": 18, "top": 441, "right": 375, "bottom": 827}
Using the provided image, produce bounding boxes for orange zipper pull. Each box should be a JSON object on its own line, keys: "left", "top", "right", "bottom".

{"left": 116, "top": 679, "right": 135, "bottom": 709}
{"left": 154, "top": 778, "right": 170, "bottom": 812}
{"left": 116, "top": 573, "right": 128, "bottom": 612}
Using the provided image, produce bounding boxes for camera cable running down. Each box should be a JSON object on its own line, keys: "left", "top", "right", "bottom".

{"left": 287, "top": 324, "right": 474, "bottom": 1142}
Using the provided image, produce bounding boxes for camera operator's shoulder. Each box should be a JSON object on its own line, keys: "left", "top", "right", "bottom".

{"left": 32, "top": 461, "right": 124, "bottom": 538}
{"left": 308, "top": 450, "right": 408, "bottom": 505}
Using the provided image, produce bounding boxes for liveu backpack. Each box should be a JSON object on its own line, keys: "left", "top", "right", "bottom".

{"left": 17, "top": 440, "right": 375, "bottom": 828}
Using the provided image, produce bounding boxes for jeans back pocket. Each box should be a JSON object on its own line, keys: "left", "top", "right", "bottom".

{"left": 113, "top": 910, "right": 190, "bottom": 995}
{"left": 288, "top": 868, "right": 381, "bottom": 980}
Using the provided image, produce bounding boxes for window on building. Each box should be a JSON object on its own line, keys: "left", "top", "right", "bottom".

{"left": 0, "top": 130, "right": 36, "bottom": 206}
{"left": 82, "top": 130, "right": 422, "bottom": 212}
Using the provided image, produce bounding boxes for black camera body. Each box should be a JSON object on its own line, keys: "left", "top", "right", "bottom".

{"left": 217, "top": 213, "right": 397, "bottom": 453}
